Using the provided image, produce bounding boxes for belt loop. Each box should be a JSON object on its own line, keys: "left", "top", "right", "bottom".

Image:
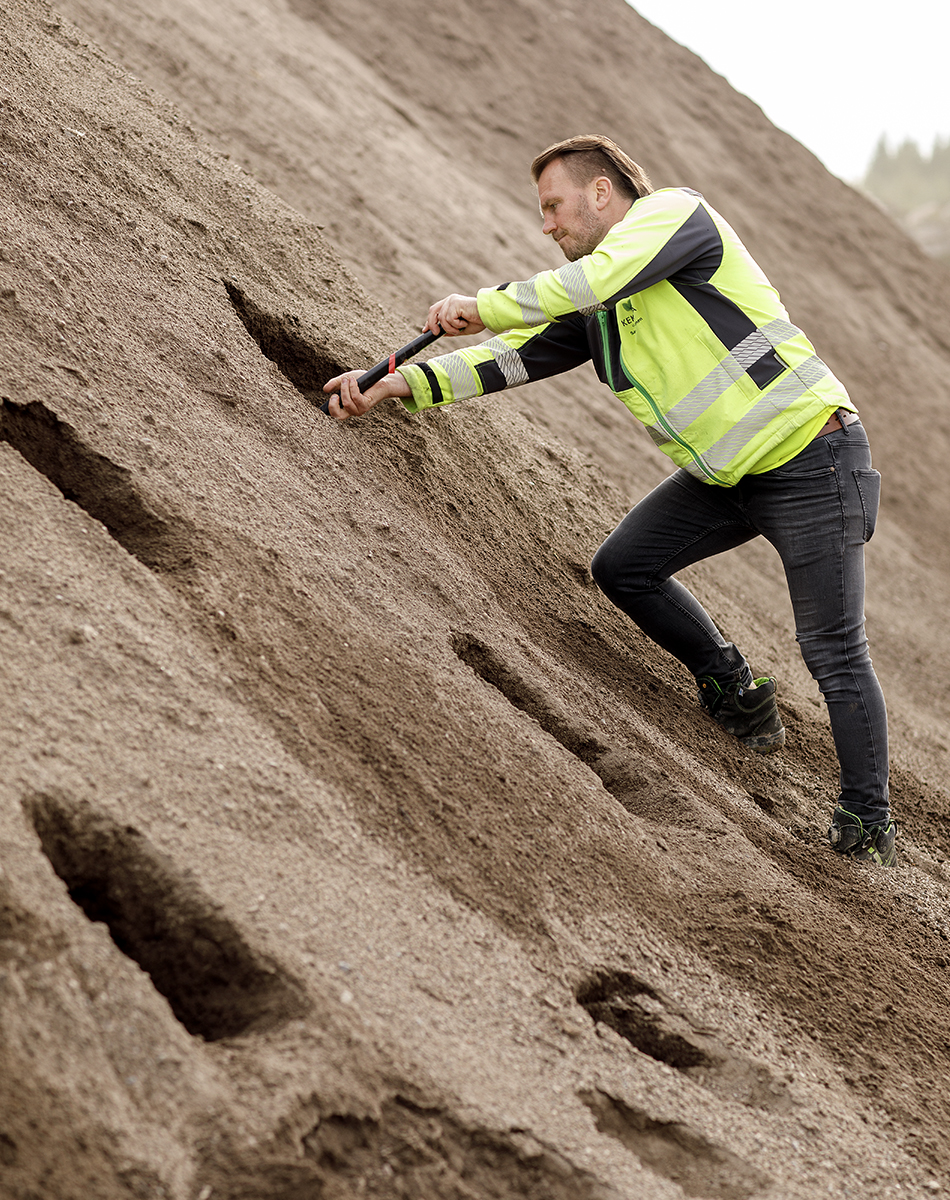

{"left": 838, "top": 408, "right": 852, "bottom": 436}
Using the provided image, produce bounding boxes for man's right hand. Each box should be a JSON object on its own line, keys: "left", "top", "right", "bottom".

{"left": 425, "top": 294, "right": 484, "bottom": 337}
{"left": 321, "top": 369, "right": 412, "bottom": 421}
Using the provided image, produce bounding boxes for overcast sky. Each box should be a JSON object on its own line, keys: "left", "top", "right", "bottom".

{"left": 627, "top": 0, "right": 950, "bottom": 182}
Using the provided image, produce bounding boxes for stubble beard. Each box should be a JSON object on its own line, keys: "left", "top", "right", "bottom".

{"left": 561, "top": 197, "right": 606, "bottom": 261}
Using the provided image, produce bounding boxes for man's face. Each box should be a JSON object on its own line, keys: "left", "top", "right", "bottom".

{"left": 537, "top": 158, "right": 607, "bottom": 261}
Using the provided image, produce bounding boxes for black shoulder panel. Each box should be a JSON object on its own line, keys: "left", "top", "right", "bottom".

{"left": 606, "top": 203, "right": 724, "bottom": 305}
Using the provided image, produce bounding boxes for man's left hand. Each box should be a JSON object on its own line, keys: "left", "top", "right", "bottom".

{"left": 321, "top": 369, "right": 411, "bottom": 420}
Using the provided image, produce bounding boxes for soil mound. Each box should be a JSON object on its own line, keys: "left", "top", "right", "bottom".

{"left": 3, "top": 1, "right": 950, "bottom": 1196}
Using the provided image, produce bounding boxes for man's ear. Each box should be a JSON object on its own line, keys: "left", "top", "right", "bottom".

{"left": 592, "top": 175, "right": 612, "bottom": 210}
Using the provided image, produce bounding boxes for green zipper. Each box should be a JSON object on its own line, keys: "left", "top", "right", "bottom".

{"left": 597, "top": 312, "right": 720, "bottom": 483}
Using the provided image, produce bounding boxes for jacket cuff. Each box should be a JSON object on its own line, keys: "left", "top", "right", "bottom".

{"left": 476, "top": 287, "right": 510, "bottom": 333}
{"left": 397, "top": 363, "right": 434, "bottom": 413}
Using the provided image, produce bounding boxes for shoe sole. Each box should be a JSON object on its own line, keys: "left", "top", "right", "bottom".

{"left": 853, "top": 850, "right": 899, "bottom": 867}
{"left": 738, "top": 727, "right": 786, "bottom": 754}
{"left": 836, "top": 846, "right": 899, "bottom": 867}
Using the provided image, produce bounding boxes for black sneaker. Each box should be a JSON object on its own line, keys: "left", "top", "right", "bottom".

{"left": 697, "top": 675, "right": 785, "bottom": 754}
{"left": 828, "top": 806, "right": 898, "bottom": 867}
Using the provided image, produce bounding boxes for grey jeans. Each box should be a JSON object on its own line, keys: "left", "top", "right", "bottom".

{"left": 591, "top": 420, "right": 889, "bottom": 824}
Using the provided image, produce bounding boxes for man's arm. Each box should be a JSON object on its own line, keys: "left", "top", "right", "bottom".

{"left": 324, "top": 310, "right": 592, "bottom": 419}
{"left": 477, "top": 189, "right": 714, "bottom": 332}
{"left": 398, "top": 314, "right": 593, "bottom": 413}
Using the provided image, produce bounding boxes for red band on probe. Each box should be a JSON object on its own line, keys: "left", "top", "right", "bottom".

{"left": 389, "top": 353, "right": 396, "bottom": 375}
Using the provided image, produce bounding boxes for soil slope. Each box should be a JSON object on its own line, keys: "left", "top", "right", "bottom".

{"left": 3, "top": 1, "right": 950, "bottom": 1197}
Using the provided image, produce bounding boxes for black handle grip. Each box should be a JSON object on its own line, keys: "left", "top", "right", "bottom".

{"left": 320, "top": 327, "right": 444, "bottom": 414}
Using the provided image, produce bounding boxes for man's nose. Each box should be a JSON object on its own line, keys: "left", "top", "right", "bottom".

{"left": 542, "top": 214, "right": 556, "bottom": 235}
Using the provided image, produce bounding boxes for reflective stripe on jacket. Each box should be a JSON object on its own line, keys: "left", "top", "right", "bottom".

{"left": 398, "top": 188, "right": 854, "bottom": 485}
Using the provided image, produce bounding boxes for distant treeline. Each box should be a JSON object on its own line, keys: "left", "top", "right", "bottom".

{"left": 862, "top": 136, "right": 950, "bottom": 215}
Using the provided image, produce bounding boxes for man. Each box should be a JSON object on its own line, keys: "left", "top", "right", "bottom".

{"left": 323, "top": 134, "right": 896, "bottom": 867}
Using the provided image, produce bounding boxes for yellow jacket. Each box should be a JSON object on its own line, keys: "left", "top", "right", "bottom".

{"left": 399, "top": 188, "right": 853, "bottom": 485}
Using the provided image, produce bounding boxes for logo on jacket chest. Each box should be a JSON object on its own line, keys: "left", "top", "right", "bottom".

{"left": 619, "top": 298, "right": 643, "bottom": 332}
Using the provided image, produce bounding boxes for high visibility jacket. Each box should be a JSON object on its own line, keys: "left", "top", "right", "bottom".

{"left": 398, "top": 187, "right": 855, "bottom": 486}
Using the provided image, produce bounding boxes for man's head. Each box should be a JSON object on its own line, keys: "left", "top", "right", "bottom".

{"left": 530, "top": 134, "right": 653, "bottom": 261}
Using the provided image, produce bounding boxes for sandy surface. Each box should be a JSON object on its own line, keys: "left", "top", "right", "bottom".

{"left": 3, "top": 0, "right": 950, "bottom": 1197}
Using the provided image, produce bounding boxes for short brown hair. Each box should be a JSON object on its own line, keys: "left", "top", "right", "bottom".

{"left": 530, "top": 134, "right": 653, "bottom": 201}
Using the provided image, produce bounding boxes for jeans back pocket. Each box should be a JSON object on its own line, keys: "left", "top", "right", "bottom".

{"left": 853, "top": 468, "right": 881, "bottom": 542}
